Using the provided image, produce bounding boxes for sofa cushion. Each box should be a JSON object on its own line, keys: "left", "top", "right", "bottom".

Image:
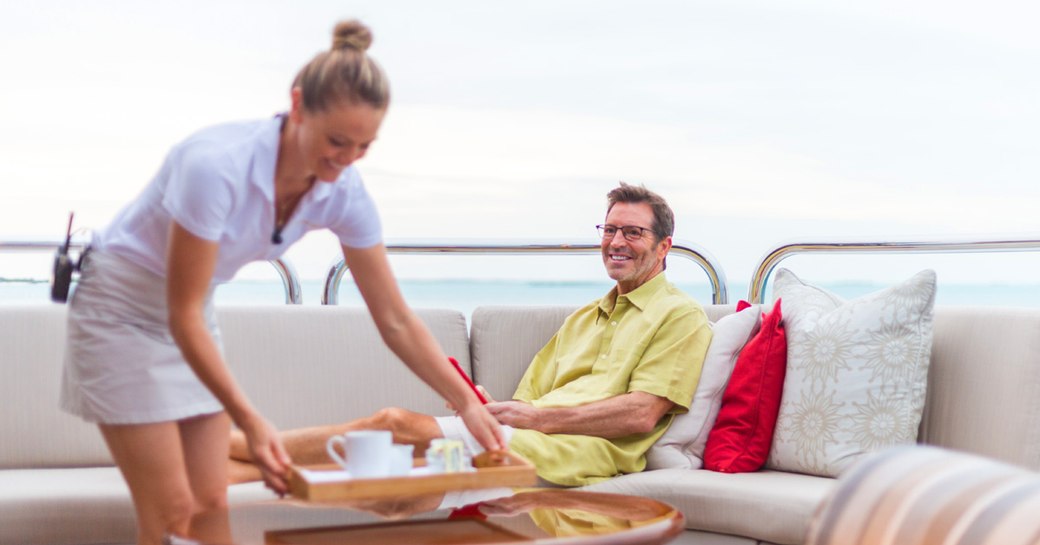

{"left": 920, "top": 307, "right": 1040, "bottom": 469}
{"left": 583, "top": 467, "right": 833, "bottom": 545}
{"left": 0, "top": 305, "right": 112, "bottom": 469}
{"left": 219, "top": 306, "right": 469, "bottom": 429}
{"left": 647, "top": 303, "right": 761, "bottom": 470}
{"left": 0, "top": 467, "right": 134, "bottom": 545}
{"left": 469, "top": 306, "right": 575, "bottom": 402}
{"left": 0, "top": 467, "right": 277, "bottom": 545}
{"left": 767, "top": 269, "right": 936, "bottom": 477}
{"left": 704, "top": 301, "right": 787, "bottom": 473}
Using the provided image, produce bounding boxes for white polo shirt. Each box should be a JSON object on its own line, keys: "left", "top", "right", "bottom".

{"left": 94, "top": 116, "right": 382, "bottom": 283}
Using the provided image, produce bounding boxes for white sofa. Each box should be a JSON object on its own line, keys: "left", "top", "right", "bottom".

{"left": 2, "top": 303, "right": 1039, "bottom": 545}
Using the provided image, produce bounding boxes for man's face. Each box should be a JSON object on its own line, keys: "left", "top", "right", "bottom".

{"left": 600, "top": 202, "right": 671, "bottom": 295}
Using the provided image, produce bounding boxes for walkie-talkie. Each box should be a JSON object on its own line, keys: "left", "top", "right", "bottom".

{"left": 50, "top": 212, "right": 76, "bottom": 303}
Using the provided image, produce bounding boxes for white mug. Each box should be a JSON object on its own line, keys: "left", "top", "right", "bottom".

{"left": 326, "top": 430, "right": 392, "bottom": 478}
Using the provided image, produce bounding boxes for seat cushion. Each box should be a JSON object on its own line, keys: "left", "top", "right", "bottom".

{"left": 583, "top": 468, "right": 834, "bottom": 545}
{"left": 0, "top": 467, "right": 134, "bottom": 545}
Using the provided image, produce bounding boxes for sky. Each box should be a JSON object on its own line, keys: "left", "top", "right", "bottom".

{"left": 2, "top": 0, "right": 1040, "bottom": 289}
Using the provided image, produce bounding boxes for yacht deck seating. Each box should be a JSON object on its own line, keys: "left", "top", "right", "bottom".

{"left": 1, "top": 303, "right": 1039, "bottom": 544}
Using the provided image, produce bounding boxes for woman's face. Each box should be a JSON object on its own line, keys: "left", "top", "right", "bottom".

{"left": 289, "top": 90, "right": 386, "bottom": 182}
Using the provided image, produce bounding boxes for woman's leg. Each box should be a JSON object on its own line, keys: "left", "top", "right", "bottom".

{"left": 180, "top": 412, "right": 232, "bottom": 544}
{"left": 179, "top": 411, "right": 232, "bottom": 512}
{"left": 100, "top": 422, "right": 195, "bottom": 545}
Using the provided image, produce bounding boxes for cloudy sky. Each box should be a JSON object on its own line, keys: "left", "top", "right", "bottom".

{"left": 2, "top": 0, "right": 1039, "bottom": 288}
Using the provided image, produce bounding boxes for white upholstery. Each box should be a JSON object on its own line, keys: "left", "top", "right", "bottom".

{"left": 920, "top": 306, "right": 1040, "bottom": 469}
{"left": 0, "top": 305, "right": 113, "bottom": 468}
{"left": 2, "top": 301, "right": 1040, "bottom": 545}
{"left": 585, "top": 468, "right": 834, "bottom": 545}
{"left": 0, "top": 304, "right": 469, "bottom": 545}
{"left": 469, "top": 305, "right": 575, "bottom": 402}
{"left": 218, "top": 305, "right": 468, "bottom": 429}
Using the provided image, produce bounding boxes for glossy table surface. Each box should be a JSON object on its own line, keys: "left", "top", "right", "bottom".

{"left": 167, "top": 488, "right": 684, "bottom": 544}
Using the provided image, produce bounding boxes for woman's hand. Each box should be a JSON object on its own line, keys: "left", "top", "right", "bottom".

{"left": 456, "top": 400, "right": 508, "bottom": 452}
{"left": 445, "top": 385, "right": 494, "bottom": 413}
{"left": 239, "top": 413, "right": 293, "bottom": 495}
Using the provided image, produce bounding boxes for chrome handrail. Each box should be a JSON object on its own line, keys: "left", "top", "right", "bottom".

{"left": 0, "top": 240, "right": 302, "bottom": 305}
{"left": 322, "top": 239, "right": 728, "bottom": 305}
{"left": 748, "top": 237, "right": 1040, "bottom": 304}
{"left": 0, "top": 241, "right": 88, "bottom": 252}
{"left": 269, "top": 259, "right": 303, "bottom": 305}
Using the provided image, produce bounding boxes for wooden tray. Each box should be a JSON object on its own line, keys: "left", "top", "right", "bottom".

{"left": 288, "top": 450, "right": 537, "bottom": 502}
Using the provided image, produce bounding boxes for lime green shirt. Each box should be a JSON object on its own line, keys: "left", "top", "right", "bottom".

{"left": 508, "top": 273, "right": 712, "bottom": 486}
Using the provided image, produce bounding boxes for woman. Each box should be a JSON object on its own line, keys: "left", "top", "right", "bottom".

{"left": 59, "top": 20, "right": 505, "bottom": 545}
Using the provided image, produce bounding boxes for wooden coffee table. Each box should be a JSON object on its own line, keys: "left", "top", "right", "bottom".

{"left": 167, "top": 488, "right": 684, "bottom": 544}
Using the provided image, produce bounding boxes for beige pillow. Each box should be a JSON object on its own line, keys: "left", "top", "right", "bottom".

{"left": 646, "top": 306, "right": 762, "bottom": 470}
{"left": 766, "top": 268, "right": 936, "bottom": 477}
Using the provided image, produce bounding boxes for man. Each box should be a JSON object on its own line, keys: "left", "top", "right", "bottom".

{"left": 229, "top": 182, "right": 712, "bottom": 486}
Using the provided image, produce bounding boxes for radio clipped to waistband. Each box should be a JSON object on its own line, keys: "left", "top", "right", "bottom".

{"left": 51, "top": 212, "right": 84, "bottom": 303}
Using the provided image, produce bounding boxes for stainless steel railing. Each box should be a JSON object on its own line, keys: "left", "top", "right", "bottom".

{"left": 747, "top": 237, "right": 1040, "bottom": 304}
{"left": 0, "top": 241, "right": 303, "bottom": 305}
{"left": 322, "top": 239, "right": 729, "bottom": 305}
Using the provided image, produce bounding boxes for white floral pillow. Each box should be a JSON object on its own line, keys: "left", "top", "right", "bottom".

{"left": 766, "top": 268, "right": 936, "bottom": 477}
{"left": 646, "top": 306, "right": 762, "bottom": 470}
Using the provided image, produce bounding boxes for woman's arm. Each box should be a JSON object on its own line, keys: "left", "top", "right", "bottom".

{"left": 166, "top": 222, "right": 290, "bottom": 493}
{"left": 342, "top": 243, "right": 506, "bottom": 451}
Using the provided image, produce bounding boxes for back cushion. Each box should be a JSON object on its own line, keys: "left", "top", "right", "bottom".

{"left": 0, "top": 305, "right": 113, "bottom": 468}
{"left": 920, "top": 306, "right": 1040, "bottom": 469}
{"left": 470, "top": 303, "right": 736, "bottom": 403}
{"left": 220, "top": 306, "right": 469, "bottom": 429}
{"left": 0, "top": 305, "right": 470, "bottom": 469}
{"left": 469, "top": 306, "right": 575, "bottom": 402}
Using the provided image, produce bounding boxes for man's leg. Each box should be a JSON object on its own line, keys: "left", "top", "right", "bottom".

{"left": 228, "top": 407, "right": 443, "bottom": 481}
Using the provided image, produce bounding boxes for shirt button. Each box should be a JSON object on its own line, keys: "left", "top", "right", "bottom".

{"left": 611, "top": 321, "right": 617, "bottom": 326}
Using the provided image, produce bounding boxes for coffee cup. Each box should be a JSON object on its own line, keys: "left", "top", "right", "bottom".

{"left": 326, "top": 430, "right": 392, "bottom": 478}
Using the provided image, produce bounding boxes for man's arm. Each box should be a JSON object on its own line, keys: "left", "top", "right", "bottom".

{"left": 485, "top": 391, "right": 675, "bottom": 438}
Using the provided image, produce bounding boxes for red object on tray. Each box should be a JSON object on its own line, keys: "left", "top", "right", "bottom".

{"left": 449, "top": 357, "right": 488, "bottom": 404}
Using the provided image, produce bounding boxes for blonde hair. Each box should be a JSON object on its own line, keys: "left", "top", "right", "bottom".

{"left": 292, "top": 20, "right": 390, "bottom": 112}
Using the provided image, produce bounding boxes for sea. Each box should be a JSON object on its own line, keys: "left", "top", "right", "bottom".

{"left": 3, "top": 278, "right": 1040, "bottom": 320}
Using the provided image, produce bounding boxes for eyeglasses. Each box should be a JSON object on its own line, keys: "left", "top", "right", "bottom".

{"left": 596, "top": 224, "right": 654, "bottom": 242}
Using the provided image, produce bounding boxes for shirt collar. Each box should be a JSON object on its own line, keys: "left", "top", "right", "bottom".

{"left": 597, "top": 272, "right": 668, "bottom": 315}
{"left": 253, "top": 115, "right": 282, "bottom": 203}
{"left": 253, "top": 114, "right": 336, "bottom": 206}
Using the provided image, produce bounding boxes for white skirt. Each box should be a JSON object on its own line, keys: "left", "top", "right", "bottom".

{"left": 60, "top": 250, "right": 224, "bottom": 424}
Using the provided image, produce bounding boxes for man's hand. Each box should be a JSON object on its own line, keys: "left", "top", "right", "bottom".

{"left": 484, "top": 400, "right": 541, "bottom": 430}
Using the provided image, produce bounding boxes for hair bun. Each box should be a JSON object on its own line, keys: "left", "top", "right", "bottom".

{"left": 332, "top": 20, "right": 373, "bottom": 52}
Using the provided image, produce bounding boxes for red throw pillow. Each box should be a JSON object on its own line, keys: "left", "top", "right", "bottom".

{"left": 703, "top": 299, "right": 786, "bottom": 473}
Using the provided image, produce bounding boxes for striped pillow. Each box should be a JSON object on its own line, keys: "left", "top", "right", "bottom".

{"left": 807, "top": 445, "right": 1040, "bottom": 545}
